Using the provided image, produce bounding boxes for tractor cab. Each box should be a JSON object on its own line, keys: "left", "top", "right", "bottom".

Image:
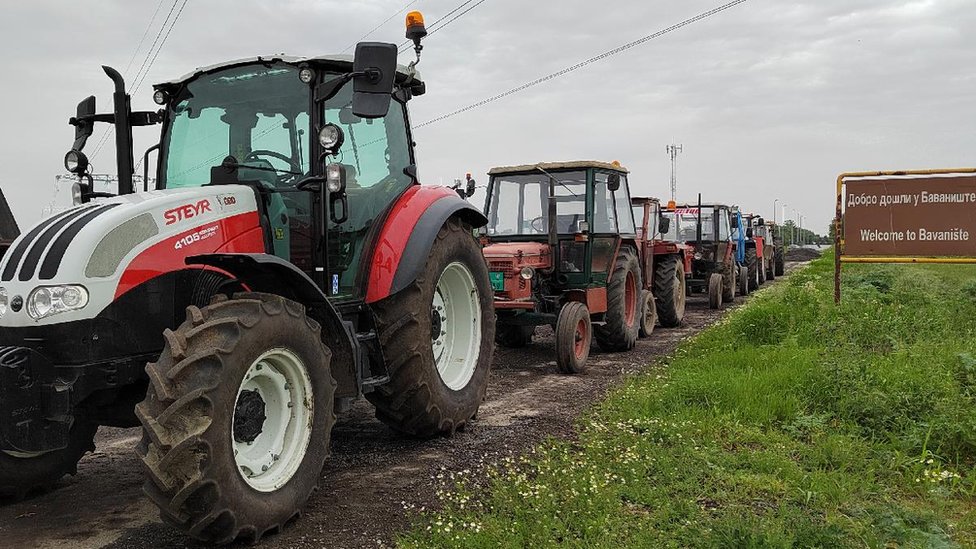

{"left": 662, "top": 201, "right": 739, "bottom": 308}
{"left": 483, "top": 161, "right": 641, "bottom": 373}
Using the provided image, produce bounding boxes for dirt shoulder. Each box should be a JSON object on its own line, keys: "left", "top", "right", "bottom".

{"left": 0, "top": 264, "right": 805, "bottom": 549}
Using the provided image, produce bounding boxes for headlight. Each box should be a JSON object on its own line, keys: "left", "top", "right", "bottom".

{"left": 0, "top": 287, "right": 7, "bottom": 318}
{"left": 153, "top": 89, "right": 168, "bottom": 105}
{"left": 64, "top": 150, "right": 89, "bottom": 174}
{"left": 519, "top": 266, "right": 535, "bottom": 280}
{"left": 27, "top": 285, "right": 89, "bottom": 320}
{"left": 298, "top": 67, "right": 315, "bottom": 84}
{"left": 318, "top": 123, "right": 345, "bottom": 153}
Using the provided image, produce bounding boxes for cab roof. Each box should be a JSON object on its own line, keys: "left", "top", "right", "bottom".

{"left": 488, "top": 160, "right": 628, "bottom": 176}
{"left": 154, "top": 54, "right": 423, "bottom": 89}
{"left": 631, "top": 196, "right": 661, "bottom": 204}
{"left": 666, "top": 202, "right": 732, "bottom": 210}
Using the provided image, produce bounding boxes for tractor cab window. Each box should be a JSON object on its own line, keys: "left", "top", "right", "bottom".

{"left": 718, "top": 208, "right": 732, "bottom": 240}
{"left": 592, "top": 174, "right": 617, "bottom": 233}
{"left": 322, "top": 82, "right": 413, "bottom": 297}
{"left": 632, "top": 205, "right": 645, "bottom": 238}
{"left": 163, "top": 64, "right": 310, "bottom": 189}
{"left": 486, "top": 171, "right": 586, "bottom": 236}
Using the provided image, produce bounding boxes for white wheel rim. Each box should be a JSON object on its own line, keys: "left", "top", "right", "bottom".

{"left": 232, "top": 348, "right": 313, "bottom": 492}
{"left": 431, "top": 261, "right": 481, "bottom": 391}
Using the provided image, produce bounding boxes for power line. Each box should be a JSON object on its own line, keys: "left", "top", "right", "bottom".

{"left": 342, "top": 0, "right": 420, "bottom": 53}
{"left": 122, "top": 0, "right": 168, "bottom": 76}
{"left": 415, "top": 0, "right": 748, "bottom": 128}
{"left": 92, "top": 0, "right": 189, "bottom": 160}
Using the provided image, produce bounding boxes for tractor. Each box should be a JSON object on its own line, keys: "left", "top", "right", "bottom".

{"left": 661, "top": 200, "right": 741, "bottom": 309}
{"left": 731, "top": 207, "right": 751, "bottom": 297}
{"left": 482, "top": 161, "right": 641, "bottom": 374}
{"left": 743, "top": 213, "right": 772, "bottom": 288}
{"left": 0, "top": 188, "right": 18, "bottom": 258}
{"left": 0, "top": 14, "right": 496, "bottom": 544}
{"left": 631, "top": 197, "right": 690, "bottom": 334}
{"left": 767, "top": 221, "right": 786, "bottom": 277}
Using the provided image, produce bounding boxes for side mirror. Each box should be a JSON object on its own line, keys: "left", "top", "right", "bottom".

{"left": 658, "top": 216, "right": 671, "bottom": 235}
{"left": 577, "top": 220, "right": 590, "bottom": 234}
{"left": 70, "top": 96, "right": 96, "bottom": 150}
{"left": 746, "top": 227, "right": 754, "bottom": 238}
{"left": 352, "top": 42, "right": 398, "bottom": 119}
{"left": 465, "top": 173, "right": 476, "bottom": 198}
{"left": 607, "top": 173, "right": 621, "bottom": 192}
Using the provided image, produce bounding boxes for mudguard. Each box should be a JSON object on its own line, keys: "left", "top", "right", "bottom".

{"left": 365, "top": 185, "right": 488, "bottom": 304}
{"left": 186, "top": 253, "right": 361, "bottom": 399}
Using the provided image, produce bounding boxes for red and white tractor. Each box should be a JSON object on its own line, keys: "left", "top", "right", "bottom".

{"left": 0, "top": 14, "right": 494, "bottom": 544}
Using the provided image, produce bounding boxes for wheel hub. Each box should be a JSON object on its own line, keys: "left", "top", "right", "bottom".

{"left": 430, "top": 308, "right": 443, "bottom": 341}
{"left": 233, "top": 389, "right": 267, "bottom": 444}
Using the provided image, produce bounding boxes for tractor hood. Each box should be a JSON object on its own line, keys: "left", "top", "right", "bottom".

{"left": 0, "top": 186, "right": 262, "bottom": 327}
{"left": 483, "top": 242, "right": 552, "bottom": 272}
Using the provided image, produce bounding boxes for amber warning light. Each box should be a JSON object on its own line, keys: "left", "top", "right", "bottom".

{"left": 406, "top": 11, "right": 427, "bottom": 41}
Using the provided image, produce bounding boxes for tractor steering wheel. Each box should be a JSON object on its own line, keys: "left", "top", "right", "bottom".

{"left": 244, "top": 150, "right": 301, "bottom": 175}
{"left": 530, "top": 216, "right": 546, "bottom": 234}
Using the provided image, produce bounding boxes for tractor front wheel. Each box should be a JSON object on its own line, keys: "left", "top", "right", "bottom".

{"left": 594, "top": 248, "right": 641, "bottom": 352}
{"left": 638, "top": 290, "right": 656, "bottom": 338}
{"left": 775, "top": 250, "right": 786, "bottom": 276}
{"left": 368, "top": 218, "right": 494, "bottom": 437}
{"left": 738, "top": 264, "right": 750, "bottom": 296}
{"left": 0, "top": 421, "right": 97, "bottom": 500}
{"left": 556, "top": 302, "right": 591, "bottom": 374}
{"left": 653, "top": 255, "right": 686, "bottom": 328}
{"left": 708, "top": 273, "right": 722, "bottom": 309}
{"left": 137, "top": 293, "right": 336, "bottom": 545}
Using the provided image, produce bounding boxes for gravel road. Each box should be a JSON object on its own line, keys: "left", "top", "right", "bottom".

{"left": 0, "top": 262, "right": 809, "bottom": 548}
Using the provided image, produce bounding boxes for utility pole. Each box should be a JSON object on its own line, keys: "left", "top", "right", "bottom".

{"left": 666, "top": 142, "right": 683, "bottom": 202}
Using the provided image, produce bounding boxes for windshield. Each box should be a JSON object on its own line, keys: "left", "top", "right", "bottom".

{"left": 163, "top": 63, "right": 310, "bottom": 189}
{"left": 486, "top": 171, "right": 586, "bottom": 236}
{"left": 662, "top": 207, "right": 723, "bottom": 243}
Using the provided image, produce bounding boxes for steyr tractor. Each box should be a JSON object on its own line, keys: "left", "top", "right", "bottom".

{"left": 482, "top": 161, "right": 641, "bottom": 374}
{"left": 661, "top": 200, "right": 739, "bottom": 309}
{"left": 0, "top": 188, "right": 18, "bottom": 258}
{"left": 631, "top": 197, "right": 690, "bottom": 334}
{"left": 0, "top": 14, "right": 496, "bottom": 544}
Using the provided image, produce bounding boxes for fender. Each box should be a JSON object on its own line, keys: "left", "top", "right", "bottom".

{"left": 365, "top": 185, "right": 488, "bottom": 304}
{"left": 186, "top": 253, "right": 360, "bottom": 400}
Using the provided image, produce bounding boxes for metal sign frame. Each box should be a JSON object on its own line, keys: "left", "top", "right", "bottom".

{"left": 834, "top": 168, "right": 976, "bottom": 303}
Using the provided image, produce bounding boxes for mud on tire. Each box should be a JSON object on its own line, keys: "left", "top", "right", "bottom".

{"left": 746, "top": 248, "right": 759, "bottom": 291}
{"left": 595, "top": 247, "right": 641, "bottom": 352}
{"left": 722, "top": 260, "right": 735, "bottom": 303}
{"left": 0, "top": 421, "right": 97, "bottom": 500}
{"left": 367, "top": 218, "right": 494, "bottom": 438}
{"left": 137, "top": 293, "right": 336, "bottom": 545}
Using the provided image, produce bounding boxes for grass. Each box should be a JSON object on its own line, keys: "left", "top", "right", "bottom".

{"left": 399, "top": 254, "right": 976, "bottom": 548}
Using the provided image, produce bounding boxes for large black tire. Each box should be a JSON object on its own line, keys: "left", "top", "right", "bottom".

{"left": 0, "top": 421, "right": 97, "bottom": 499}
{"left": 767, "top": 255, "right": 776, "bottom": 281}
{"left": 556, "top": 302, "right": 591, "bottom": 374}
{"left": 367, "top": 218, "right": 494, "bottom": 438}
{"left": 594, "top": 248, "right": 641, "bottom": 352}
{"left": 721, "top": 260, "right": 735, "bottom": 303}
{"left": 137, "top": 293, "right": 336, "bottom": 544}
{"left": 746, "top": 248, "right": 759, "bottom": 292}
{"left": 738, "top": 264, "right": 750, "bottom": 296}
{"left": 775, "top": 250, "right": 785, "bottom": 276}
{"left": 495, "top": 324, "right": 533, "bottom": 348}
{"left": 653, "top": 255, "right": 686, "bottom": 328}
{"left": 708, "top": 273, "right": 722, "bottom": 309}
{"left": 758, "top": 256, "right": 767, "bottom": 284}
{"left": 638, "top": 290, "right": 656, "bottom": 338}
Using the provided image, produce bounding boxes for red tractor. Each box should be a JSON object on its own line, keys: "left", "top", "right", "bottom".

{"left": 661, "top": 201, "right": 739, "bottom": 309}
{"left": 482, "top": 161, "right": 641, "bottom": 374}
{"left": 631, "top": 197, "right": 690, "bottom": 334}
{"left": 0, "top": 15, "right": 495, "bottom": 544}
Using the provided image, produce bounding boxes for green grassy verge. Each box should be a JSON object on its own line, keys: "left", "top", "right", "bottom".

{"left": 400, "top": 254, "right": 976, "bottom": 548}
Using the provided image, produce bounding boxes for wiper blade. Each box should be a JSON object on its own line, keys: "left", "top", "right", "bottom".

{"left": 535, "top": 165, "right": 578, "bottom": 197}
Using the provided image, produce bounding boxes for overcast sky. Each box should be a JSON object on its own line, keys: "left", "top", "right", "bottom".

{"left": 0, "top": 0, "right": 972, "bottom": 233}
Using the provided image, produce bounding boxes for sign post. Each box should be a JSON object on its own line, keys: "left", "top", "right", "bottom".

{"left": 835, "top": 168, "right": 976, "bottom": 303}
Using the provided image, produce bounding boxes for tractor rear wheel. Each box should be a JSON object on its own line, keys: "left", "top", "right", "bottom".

{"left": 368, "top": 218, "right": 493, "bottom": 438}
{"left": 638, "top": 290, "right": 656, "bottom": 338}
{"left": 767, "top": 257, "right": 776, "bottom": 281}
{"left": 708, "top": 273, "right": 722, "bottom": 309}
{"left": 137, "top": 293, "right": 336, "bottom": 545}
{"left": 556, "top": 302, "right": 591, "bottom": 374}
{"left": 653, "top": 255, "right": 686, "bottom": 328}
{"left": 0, "top": 421, "right": 97, "bottom": 500}
{"left": 595, "top": 248, "right": 641, "bottom": 352}
{"left": 746, "top": 248, "right": 759, "bottom": 291}
{"left": 758, "top": 257, "right": 767, "bottom": 284}
{"left": 775, "top": 250, "right": 785, "bottom": 276}
{"left": 721, "top": 261, "right": 735, "bottom": 303}
{"left": 495, "top": 324, "right": 534, "bottom": 348}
